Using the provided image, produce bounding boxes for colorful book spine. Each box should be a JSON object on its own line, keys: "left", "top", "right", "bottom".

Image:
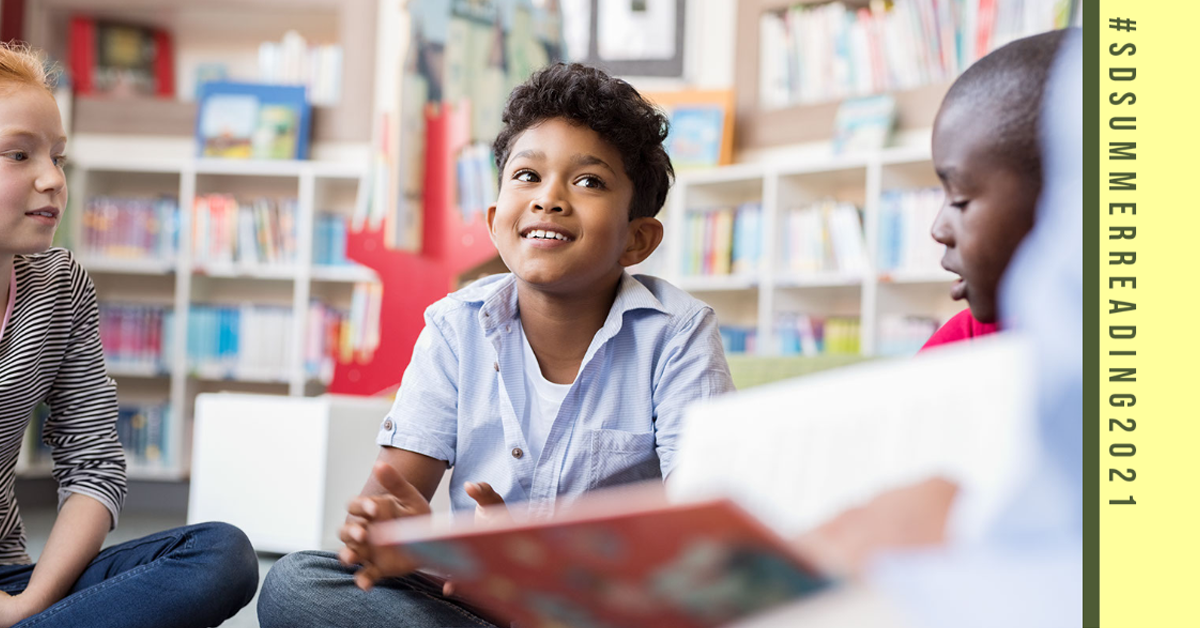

{"left": 314, "top": 213, "right": 354, "bottom": 266}
{"left": 192, "top": 195, "right": 298, "bottom": 267}
{"left": 718, "top": 325, "right": 757, "bottom": 355}
{"left": 877, "top": 187, "right": 944, "bottom": 273}
{"left": 781, "top": 200, "right": 865, "bottom": 274}
{"left": 26, "top": 401, "right": 173, "bottom": 470}
{"left": 682, "top": 202, "right": 764, "bottom": 277}
{"left": 776, "top": 313, "right": 861, "bottom": 356}
{"left": 99, "top": 304, "right": 172, "bottom": 373}
{"left": 81, "top": 196, "right": 179, "bottom": 260}
{"left": 188, "top": 304, "right": 293, "bottom": 381}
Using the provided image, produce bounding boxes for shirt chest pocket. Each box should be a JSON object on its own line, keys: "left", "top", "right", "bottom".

{"left": 585, "top": 428, "right": 661, "bottom": 490}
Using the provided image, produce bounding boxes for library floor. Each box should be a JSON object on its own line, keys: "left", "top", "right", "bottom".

{"left": 22, "top": 508, "right": 275, "bottom": 628}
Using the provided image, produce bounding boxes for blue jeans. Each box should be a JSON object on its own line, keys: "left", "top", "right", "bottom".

{"left": 0, "top": 522, "right": 258, "bottom": 628}
{"left": 259, "top": 550, "right": 500, "bottom": 628}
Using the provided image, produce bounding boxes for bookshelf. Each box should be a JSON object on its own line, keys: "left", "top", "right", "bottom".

{"left": 733, "top": 0, "right": 1075, "bottom": 150}
{"left": 23, "top": 0, "right": 377, "bottom": 142}
{"left": 653, "top": 146, "right": 961, "bottom": 358}
{"left": 17, "top": 157, "right": 375, "bottom": 482}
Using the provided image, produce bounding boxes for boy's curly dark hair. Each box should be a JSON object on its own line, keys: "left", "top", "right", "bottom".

{"left": 492, "top": 63, "right": 674, "bottom": 220}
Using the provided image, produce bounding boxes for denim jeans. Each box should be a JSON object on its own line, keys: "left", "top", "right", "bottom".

{"left": 0, "top": 521, "right": 258, "bottom": 628}
{"left": 258, "top": 550, "right": 500, "bottom": 628}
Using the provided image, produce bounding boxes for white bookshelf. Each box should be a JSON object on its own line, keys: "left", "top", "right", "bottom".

{"left": 23, "top": 157, "right": 378, "bottom": 481}
{"left": 656, "top": 146, "right": 962, "bottom": 357}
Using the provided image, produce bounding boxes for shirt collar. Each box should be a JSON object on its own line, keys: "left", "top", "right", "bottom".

{"left": 460, "top": 271, "right": 668, "bottom": 333}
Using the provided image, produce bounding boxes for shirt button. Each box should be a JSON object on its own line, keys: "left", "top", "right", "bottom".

{"left": 505, "top": 325, "right": 511, "bottom": 333}
{"left": 494, "top": 362, "right": 500, "bottom": 372}
{"left": 511, "top": 447, "right": 523, "bottom": 459}
{"left": 383, "top": 419, "right": 393, "bottom": 430}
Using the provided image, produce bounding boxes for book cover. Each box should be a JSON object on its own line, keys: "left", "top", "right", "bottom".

{"left": 372, "top": 486, "right": 829, "bottom": 628}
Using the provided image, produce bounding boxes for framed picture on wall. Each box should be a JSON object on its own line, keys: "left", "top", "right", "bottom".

{"left": 196, "top": 82, "right": 311, "bottom": 160}
{"left": 646, "top": 90, "right": 735, "bottom": 169}
{"left": 578, "top": 0, "right": 687, "bottom": 77}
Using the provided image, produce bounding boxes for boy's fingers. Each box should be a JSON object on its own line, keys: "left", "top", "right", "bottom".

{"left": 442, "top": 580, "right": 456, "bottom": 597}
{"left": 373, "top": 463, "right": 431, "bottom": 514}
{"left": 464, "top": 481, "right": 505, "bottom": 507}
{"left": 354, "top": 565, "right": 381, "bottom": 591}
{"left": 339, "top": 546, "right": 363, "bottom": 567}
{"left": 338, "top": 521, "right": 368, "bottom": 545}
{"left": 346, "top": 497, "right": 375, "bottom": 520}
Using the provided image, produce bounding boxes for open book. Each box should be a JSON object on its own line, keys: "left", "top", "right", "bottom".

{"left": 371, "top": 484, "right": 830, "bottom": 628}
{"left": 372, "top": 335, "right": 1034, "bottom": 626}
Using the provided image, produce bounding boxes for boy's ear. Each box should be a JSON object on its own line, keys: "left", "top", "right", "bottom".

{"left": 486, "top": 205, "right": 499, "bottom": 243}
{"left": 619, "top": 217, "right": 664, "bottom": 267}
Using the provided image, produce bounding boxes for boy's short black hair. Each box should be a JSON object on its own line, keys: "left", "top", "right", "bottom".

{"left": 492, "top": 63, "right": 674, "bottom": 220}
{"left": 942, "top": 29, "right": 1068, "bottom": 180}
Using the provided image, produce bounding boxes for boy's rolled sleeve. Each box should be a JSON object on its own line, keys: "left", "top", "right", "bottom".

{"left": 652, "top": 307, "right": 735, "bottom": 479}
{"left": 44, "top": 265, "right": 127, "bottom": 530}
{"left": 376, "top": 312, "right": 460, "bottom": 467}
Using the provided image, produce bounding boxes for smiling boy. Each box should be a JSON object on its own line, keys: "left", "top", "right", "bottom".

{"left": 259, "top": 63, "right": 735, "bottom": 628}
{"left": 922, "top": 29, "right": 1066, "bottom": 350}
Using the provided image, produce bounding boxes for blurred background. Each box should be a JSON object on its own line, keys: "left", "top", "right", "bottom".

{"left": 0, "top": 0, "right": 1079, "bottom": 625}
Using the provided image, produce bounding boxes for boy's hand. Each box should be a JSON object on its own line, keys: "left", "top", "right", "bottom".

{"left": 792, "top": 477, "right": 959, "bottom": 578}
{"left": 465, "top": 481, "right": 512, "bottom": 526}
{"left": 435, "top": 482, "right": 511, "bottom": 598}
{"left": 339, "top": 462, "right": 431, "bottom": 590}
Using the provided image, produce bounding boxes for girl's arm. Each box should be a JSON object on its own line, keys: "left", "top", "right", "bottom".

{"left": 0, "top": 494, "right": 110, "bottom": 624}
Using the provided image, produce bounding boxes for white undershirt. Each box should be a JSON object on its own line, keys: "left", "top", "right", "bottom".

{"left": 520, "top": 324, "right": 573, "bottom": 464}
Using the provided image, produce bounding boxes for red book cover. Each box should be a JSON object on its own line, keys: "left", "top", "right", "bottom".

{"left": 372, "top": 486, "right": 830, "bottom": 628}
{"left": 153, "top": 29, "right": 173, "bottom": 98}
{"left": 68, "top": 17, "right": 95, "bottom": 95}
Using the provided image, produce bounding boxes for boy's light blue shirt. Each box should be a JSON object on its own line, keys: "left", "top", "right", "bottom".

{"left": 377, "top": 271, "right": 734, "bottom": 520}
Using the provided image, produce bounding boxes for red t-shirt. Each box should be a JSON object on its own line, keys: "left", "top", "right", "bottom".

{"left": 920, "top": 308, "right": 999, "bottom": 352}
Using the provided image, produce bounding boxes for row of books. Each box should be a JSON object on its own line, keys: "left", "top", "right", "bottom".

{"left": 681, "top": 203, "right": 764, "bottom": 276}
{"left": 307, "top": 301, "right": 350, "bottom": 384}
{"left": 777, "top": 314, "right": 861, "bottom": 356}
{"left": 877, "top": 315, "right": 943, "bottom": 356}
{"left": 99, "top": 304, "right": 172, "bottom": 373}
{"left": 258, "top": 30, "right": 343, "bottom": 106}
{"left": 759, "top": 0, "right": 1075, "bottom": 109}
{"left": 780, "top": 200, "right": 866, "bottom": 275}
{"left": 877, "top": 187, "right": 945, "bottom": 273}
{"left": 186, "top": 304, "right": 295, "bottom": 381}
{"left": 719, "top": 326, "right": 758, "bottom": 355}
{"left": 98, "top": 299, "right": 370, "bottom": 384}
{"left": 26, "top": 401, "right": 173, "bottom": 470}
{"left": 192, "top": 195, "right": 298, "bottom": 267}
{"left": 81, "top": 197, "right": 179, "bottom": 261}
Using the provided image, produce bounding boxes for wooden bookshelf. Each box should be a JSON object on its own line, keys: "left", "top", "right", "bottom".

{"left": 72, "top": 97, "right": 363, "bottom": 142}
{"left": 25, "top": 0, "right": 376, "bottom": 143}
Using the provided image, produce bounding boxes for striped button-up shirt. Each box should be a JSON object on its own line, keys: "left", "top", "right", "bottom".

{"left": 378, "top": 272, "right": 734, "bottom": 520}
{"left": 0, "top": 249, "right": 126, "bottom": 563}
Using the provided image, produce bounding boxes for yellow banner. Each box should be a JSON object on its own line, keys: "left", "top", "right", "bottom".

{"left": 1099, "top": 2, "right": 1200, "bottom": 625}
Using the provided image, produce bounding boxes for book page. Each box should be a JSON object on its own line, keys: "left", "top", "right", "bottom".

{"left": 668, "top": 334, "right": 1036, "bottom": 540}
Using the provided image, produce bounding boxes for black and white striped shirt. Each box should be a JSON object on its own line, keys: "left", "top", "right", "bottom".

{"left": 0, "top": 248, "right": 126, "bottom": 564}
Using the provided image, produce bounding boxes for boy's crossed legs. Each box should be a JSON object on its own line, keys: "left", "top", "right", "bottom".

{"left": 258, "top": 551, "right": 499, "bottom": 628}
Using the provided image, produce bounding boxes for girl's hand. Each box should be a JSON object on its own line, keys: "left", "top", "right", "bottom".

{"left": 0, "top": 591, "right": 45, "bottom": 628}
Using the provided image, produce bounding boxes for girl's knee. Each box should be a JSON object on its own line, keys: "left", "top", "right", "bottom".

{"left": 188, "top": 522, "right": 259, "bottom": 600}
